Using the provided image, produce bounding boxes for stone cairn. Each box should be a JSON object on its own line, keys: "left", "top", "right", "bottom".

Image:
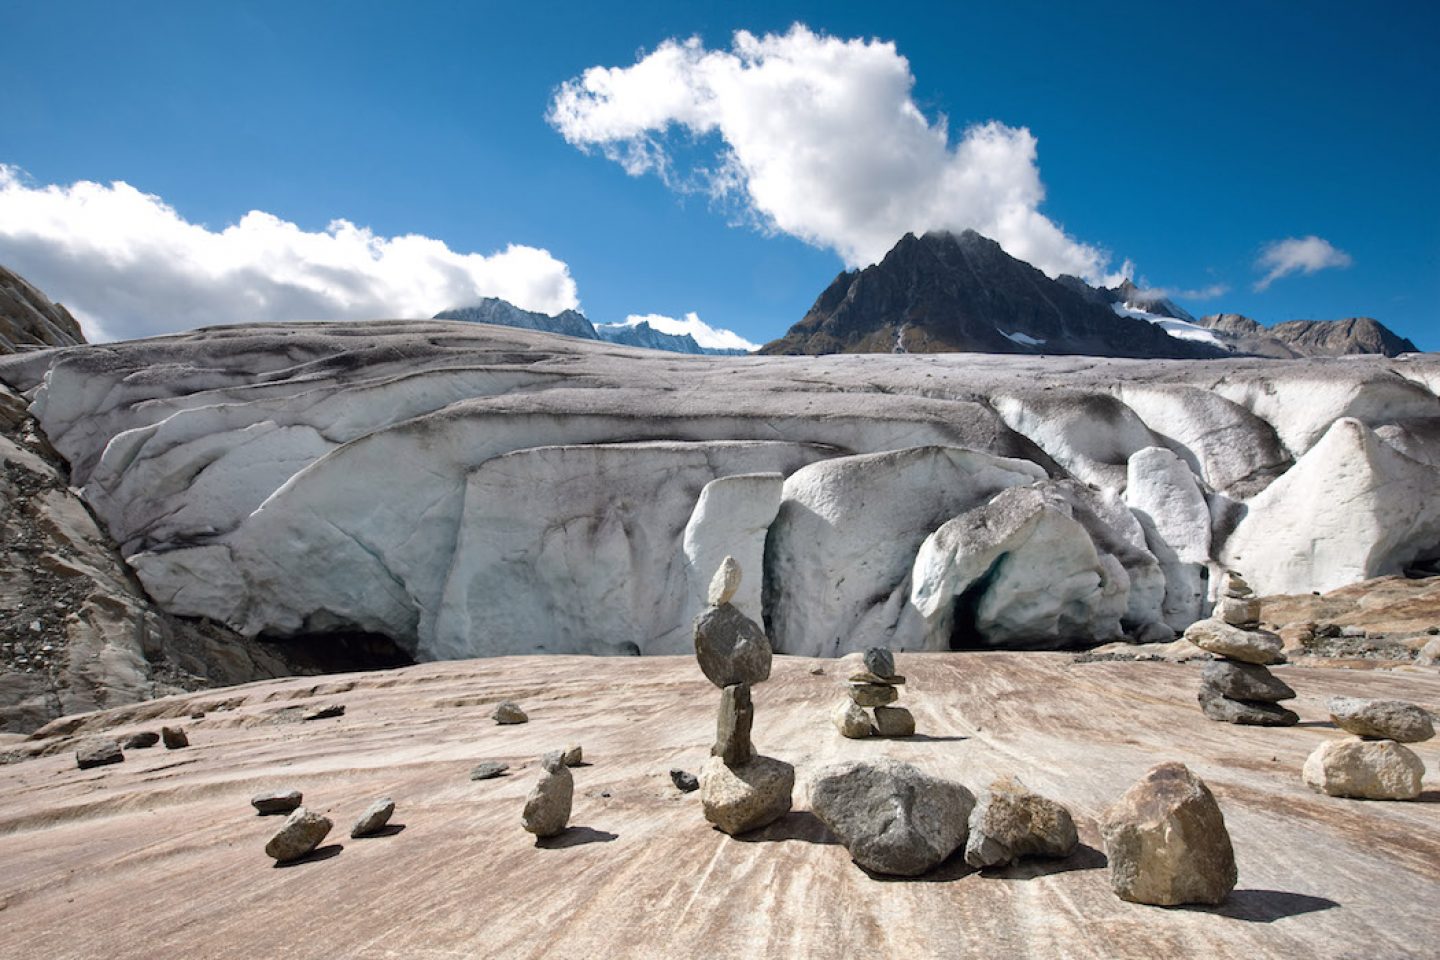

{"left": 1302, "top": 697, "right": 1433, "bottom": 800}
{"left": 693, "top": 557, "right": 794, "bottom": 836}
{"left": 832, "top": 647, "right": 915, "bottom": 739}
{"left": 1184, "top": 571, "right": 1298, "bottom": 726}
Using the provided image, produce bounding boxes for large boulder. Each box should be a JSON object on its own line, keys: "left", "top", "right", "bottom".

{"left": 1099, "top": 762, "right": 1237, "bottom": 906}
{"left": 964, "top": 776, "right": 1078, "bottom": 869}
{"left": 1302, "top": 739, "right": 1424, "bottom": 800}
{"left": 809, "top": 759, "right": 974, "bottom": 877}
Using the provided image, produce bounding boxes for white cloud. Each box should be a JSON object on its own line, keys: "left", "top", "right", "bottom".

{"left": 614, "top": 311, "right": 759, "bottom": 350}
{"left": 549, "top": 25, "right": 1115, "bottom": 281}
{"left": 1134, "top": 283, "right": 1230, "bottom": 301}
{"left": 0, "top": 165, "right": 579, "bottom": 342}
{"left": 1253, "top": 235, "right": 1352, "bottom": 291}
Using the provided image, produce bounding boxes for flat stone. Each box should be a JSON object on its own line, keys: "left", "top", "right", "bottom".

{"left": 302, "top": 704, "right": 345, "bottom": 721}
{"left": 707, "top": 556, "right": 742, "bottom": 606}
{"left": 522, "top": 753, "right": 573, "bottom": 838}
{"left": 693, "top": 604, "right": 772, "bottom": 689}
{"left": 1302, "top": 738, "right": 1423, "bottom": 800}
{"left": 252, "top": 789, "right": 303, "bottom": 815}
{"left": 1200, "top": 660, "right": 1296, "bottom": 702}
{"left": 492, "top": 701, "right": 528, "bottom": 724}
{"left": 1217, "top": 596, "right": 1261, "bottom": 627}
{"left": 350, "top": 797, "right": 395, "bottom": 837}
{"left": 1198, "top": 690, "right": 1299, "bottom": 726}
{"left": 1099, "top": 762, "right": 1237, "bottom": 906}
{"left": 964, "top": 775, "right": 1078, "bottom": 869}
{"left": 122, "top": 731, "right": 159, "bottom": 750}
{"left": 265, "top": 807, "right": 333, "bottom": 863}
{"left": 847, "top": 683, "right": 898, "bottom": 708}
{"left": 832, "top": 700, "right": 873, "bottom": 738}
{"left": 75, "top": 740, "right": 123, "bottom": 770}
{"left": 809, "top": 759, "right": 974, "bottom": 877}
{"left": 1183, "top": 619, "right": 1283, "bottom": 664}
{"left": 872, "top": 705, "right": 915, "bottom": 738}
{"left": 712, "top": 683, "right": 754, "bottom": 767}
{"left": 561, "top": 745, "right": 583, "bottom": 767}
{"left": 862, "top": 647, "right": 896, "bottom": 680}
{"left": 669, "top": 768, "right": 699, "bottom": 793}
{"left": 846, "top": 671, "right": 905, "bottom": 685}
{"left": 161, "top": 726, "right": 189, "bottom": 749}
{"left": 699, "top": 754, "right": 793, "bottom": 835}
{"left": 469, "top": 761, "right": 509, "bottom": 780}
{"left": 1327, "top": 697, "right": 1434, "bottom": 743}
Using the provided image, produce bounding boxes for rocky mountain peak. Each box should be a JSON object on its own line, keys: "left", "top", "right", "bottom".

{"left": 0, "top": 264, "right": 86, "bottom": 354}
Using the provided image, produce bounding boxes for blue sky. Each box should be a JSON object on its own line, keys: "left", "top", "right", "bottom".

{"left": 2, "top": 0, "right": 1436, "bottom": 348}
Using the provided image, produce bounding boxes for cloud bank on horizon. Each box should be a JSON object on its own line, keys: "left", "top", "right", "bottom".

{"left": 1253, "top": 235, "right": 1352, "bottom": 291}
{"left": 0, "top": 165, "right": 580, "bottom": 342}
{"left": 610, "top": 311, "right": 759, "bottom": 351}
{"left": 548, "top": 24, "right": 1126, "bottom": 284}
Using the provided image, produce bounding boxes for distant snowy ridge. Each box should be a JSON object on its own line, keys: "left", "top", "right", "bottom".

{"left": 435, "top": 299, "right": 753, "bottom": 355}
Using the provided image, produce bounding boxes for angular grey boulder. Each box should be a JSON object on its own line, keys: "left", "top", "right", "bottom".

{"left": 1302, "top": 739, "right": 1424, "bottom": 799}
{"left": 1327, "top": 697, "right": 1434, "bottom": 743}
{"left": 1099, "top": 762, "right": 1236, "bottom": 906}
{"left": 809, "top": 759, "right": 974, "bottom": 877}
{"left": 693, "top": 604, "right": 773, "bottom": 688}
{"left": 350, "top": 797, "right": 395, "bottom": 837}
{"left": 75, "top": 740, "right": 123, "bottom": 770}
{"left": 492, "top": 701, "right": 528, "bottom": 725}
{"left": 522, "top": 751, "right": 573, "bottom": 838}
{"left": 1200, "top": 661, "right": 1296, "bottom": 703}
{"left": 251, "top": 789, "right": 303, "bottom": 815}
{"left": 1198, "top": 690, "right": 1299, "bottom": 726}
{"left": 698, "top": 755, "right": 793, "bottom": 835}
{"left": 965, "top": 775, "right": 1078, "bottom": 869}
{"left": 265, "top": 807, "right": 333, "bottom": 863}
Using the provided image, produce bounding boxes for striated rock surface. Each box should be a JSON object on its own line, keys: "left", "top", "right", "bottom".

{"left": 0, "top": 265, "right": 84, "bottom": 354}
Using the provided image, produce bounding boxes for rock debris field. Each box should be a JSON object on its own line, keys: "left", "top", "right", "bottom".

{"left": 0, "top": 651, "right": 1435, "bottom": 960}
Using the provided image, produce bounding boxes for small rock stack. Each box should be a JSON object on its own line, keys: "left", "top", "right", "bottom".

{"left": 1185, "top": 571, "right": 1298, "bottom": 726}
{"left": 694, "top": 557, "right": 793, "bottom": 836}
{"left": 1303, "top": 697, "right": 1433, "bottom": 800}
{"left": 832, "top": 647, "right": 914, "bottom": 738}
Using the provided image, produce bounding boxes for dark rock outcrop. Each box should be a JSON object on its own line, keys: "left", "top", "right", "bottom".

{"left": 0, "top": 265, "right": 85, "bottom": 354}
{"left": 1198, "top": 314, "right": 1416, "bottom": 358}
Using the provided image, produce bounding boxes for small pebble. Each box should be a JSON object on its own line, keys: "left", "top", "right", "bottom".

{"left": 670, "top": 768, "right": 699, "bottom": 793}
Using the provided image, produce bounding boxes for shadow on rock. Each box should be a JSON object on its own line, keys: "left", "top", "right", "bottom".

{"left": 859, "top": 848, "right": 977, "bottom": 884}
{"left": 1415, "top": 790, "right": 1440, "bottom": 804}
{"left": 536, "top": 826, "right": 618, "bottom": 849}
{"left": 980, "top": 842, "right": 1107, "bottom": 881}
{"left": 731, "top": 811, "right": 839, "bottom": 845}
{"left": 1187, "top": 889, "right": 1340, "bottom": 923}
{"left": 894, "top": 734, "right": 970, "bottom": 743}
{"left": 355, "top": 823, "right": 407, "bottom": 839}
{"left": 1292, "top": 721, "right": 1338, "bottom": 729}
{"left": 272, "top": 844, "right": 343, "bottom": 868}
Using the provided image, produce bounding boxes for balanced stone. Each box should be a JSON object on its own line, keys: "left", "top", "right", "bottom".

{"left": 562, "top": 745, "right": 584, "bottom": 767}
{"left": 699, "top": 755, "right": 794, "bottom": 835}
{"left": 810, "top": 759, "right": 974, "bottom": 877}
{"left": 1302, "top": 738, "right": 1423, "bottom": 799}
{"left": 707, "top": 556, "right": 742, "bottom": 606}
{"left": 1184, "top": 619, "right": 1283, "bottom": 664}
{"left": 964, "top": 775, "right": 1078, "bottom": 869}
{"left": 265, "top": 807, "right": 333, "bottom": 863}
{"left": 833, "top": 700, "right": 874, "bottom": 739}
{"left": 872, "top": 705, "right": 916, "bottom": 737}
{"left": 713, "top": 683, "right": 755, "bottom": 767}
{"left": 350, "top": 797, "right": 395, "bottom": 837}
{"left": 848, "top": 682, "right": 899, "bottom": 708}
{"left": 1327, "top": 697, "right": 1435, "bottom": 743}
{"left": 1217, "top": 596, "right": 1261, "bottom": 627}
{"left": 693, "top": 604, "right": 772, "bottom": 688}
{"left": 122, "top": 731, "right": 159, "bottom": 750}
{"left": 1223, "top": 572, "right": 1252, "bottom": 598}
{"left": 670, "top": 768, "right": 699, "bottom": 793}
{"left": 522, "top": 751, "right": 573, "bottom": 838}
{"left": 1200, "top": 660, "right": 1296, "bottom": 702}
{"left": 251, "top": 789, "right": 303, "bottom": 815}
{"left": 1099, "top": 762, "right": 1236, "bottom": 906}
{"left": 863, "top": 647, "right": 896, "bottom": 680}
{"left": 76, "top": 740, "right": 123, "bottom": 770}
{"left": 1198, "top": 690, "right": 1299, "bottom": 726}
{"left": 492, "top": 701, "right": 528, "bottom": 724}
{"left": 161, "top": 726, "right": 189, "bottom": 749}
{"left": 469, "top": 761, "right": 509, "bottom": 780}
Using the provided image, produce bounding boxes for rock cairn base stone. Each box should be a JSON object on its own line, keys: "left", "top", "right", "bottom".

{"left": 1099, "top": 762, "right": 1237, "bottom": 906}
{"left": 965, "top": 775, "right": 1078, "bottom": 869}
{"left": 810, "top": 759, "right": 974, "bottom": 877}
{"left": 873, "top": 705, "right": 916, "bottom": 738}
{"left": 1302, "top": 739, "right": 1424, "bottom": 800}
{"left": 1198, "top": 691, "right": 1300, "bottom": 726}
{"left": 252, "top": 789, "right": 303, "bottom": 815}
{"left": 265, "top": 808, "right": 333, "bottom": 863}
{"left": 522, "top": 751, "right": 574, "bottom": 838}
{"left": 1201, "top": 661, "right": 1296, "bottom": 702}
{"left": 351, "top": 797, "right": 396, "bottom": 837}
{"left": 699, "top": 754, "right": 794, "bottom": 835}
{"left": 1327, "top": 698, "right": 1435, "bottom": 743}
{"left": 833, "top": 700, "right": 874, "bottom": 739}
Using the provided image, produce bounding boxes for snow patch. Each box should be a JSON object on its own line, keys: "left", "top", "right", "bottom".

{"left": 1112, "top": 302, "right": 1226, "bottom": 349}
{"left": 1002, "top": 330, "right": 1046, "bottom": 347}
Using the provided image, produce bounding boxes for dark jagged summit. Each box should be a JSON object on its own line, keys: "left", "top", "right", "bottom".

{"left": 759, "top": 230, "right": 1223, "bottom": 359}
{"left": 0, "top": 264, "right": 86, "bottom": 354}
